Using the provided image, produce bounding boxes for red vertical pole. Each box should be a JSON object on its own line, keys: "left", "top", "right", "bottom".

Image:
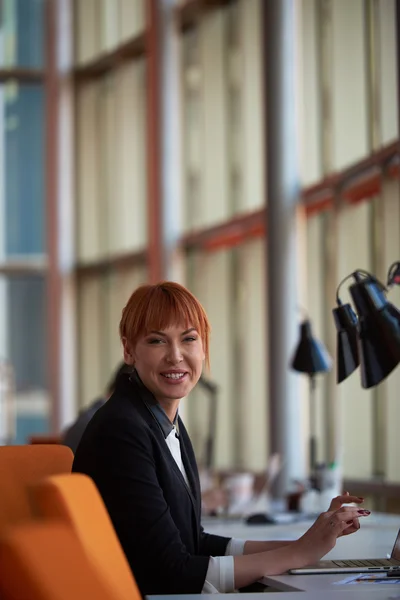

{"left": 147, "top": 0, "right": 164, "bottom": 283}
{"left": 45, "top": 0, "right": 61, "bottom": 432}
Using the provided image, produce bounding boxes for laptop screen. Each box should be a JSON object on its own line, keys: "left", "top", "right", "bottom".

{"left": 391, "top": 529, "right": 400, "bottom": 560}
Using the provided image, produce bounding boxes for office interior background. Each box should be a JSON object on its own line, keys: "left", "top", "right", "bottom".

{"left": 0, "top": 0, "right": 399, "bottom": 508}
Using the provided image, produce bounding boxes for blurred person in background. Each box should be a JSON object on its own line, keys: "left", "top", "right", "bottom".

{"left": 62, "top": 362, "right": 129, "bottom": 454}
{"left": 72, "top": 281, "right": 369, "bottom": 596}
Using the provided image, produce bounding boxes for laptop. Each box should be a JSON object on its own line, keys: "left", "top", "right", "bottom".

{"left": 289, "top": 527, "right": 400, "bottom": 574}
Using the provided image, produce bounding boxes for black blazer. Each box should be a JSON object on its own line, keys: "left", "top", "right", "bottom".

{"left": 72, "top": 373, "right": 230, "bottom": 595}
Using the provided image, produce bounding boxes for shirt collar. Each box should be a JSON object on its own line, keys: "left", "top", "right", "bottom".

{"left": 149, "top": 403, "right": 178, "bottom": 439}
{"left": 130, "top": 370, "right": 179, "bottom": 439}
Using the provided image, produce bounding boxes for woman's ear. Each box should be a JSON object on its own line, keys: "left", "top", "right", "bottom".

{"left": 122, "top": 337, "right": 135, "bottom": 365}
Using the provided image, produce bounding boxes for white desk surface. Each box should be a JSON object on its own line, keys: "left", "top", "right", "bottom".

{"left": 147, "top": 514, "right": 400, "bottom": 599}
{"left": 204, "top": 512, "right": 400, "bottom": 594}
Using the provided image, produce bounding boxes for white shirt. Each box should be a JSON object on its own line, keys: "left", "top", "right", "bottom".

{"left": 165, "top": 426, "right": 245, "bottom": 593}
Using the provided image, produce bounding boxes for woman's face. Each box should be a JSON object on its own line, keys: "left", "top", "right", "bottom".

{"left": 123, "top": 323, "right": 205, "bottom": 405}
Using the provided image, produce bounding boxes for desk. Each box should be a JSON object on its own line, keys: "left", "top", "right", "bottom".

{"left": 206, "top": 512, "right": 400, "bottom": 595}
{"left": 148, "top": 514, "right": 400, "bottom": 599}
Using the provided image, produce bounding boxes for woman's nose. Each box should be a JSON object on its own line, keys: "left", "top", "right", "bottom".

{"left": 166, "top": 344, "right": 183, "bottom": 364}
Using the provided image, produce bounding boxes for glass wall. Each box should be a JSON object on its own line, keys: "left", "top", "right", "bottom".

{"left": 74, "top": 0, "right": 145, "bottom": 65}
{"left": 1, "top": 276, "right": 48, "bottom": 443}
{"left": 301, "top": 0, "right": 398, "bottom": 180}
{"left": 180, "top": 0, "right": 269, "bottom": 470}
{"left": 68, "top": 0, "right": 400, "bottom": 495}
{"left": 74, "top": 0, "right": 147, "bottom": 409}
{"left": 77, "top": 266, "right": 146, "bottom": 409}
{"left": 182, "top": 0, "right": 264, "bottom": 233}
{"left": 180, "top": 0, "right": 400, "bottom": 480}
{"left": 301, "top": 0, "right": 399, "bottom": 485}
{"left": 0, "top": 1, "right": 47, "bottom": 444}
{"left": 1, "top": 83, "right": 45, "bottom": 257}
{"left": 0, "top": 0, "right": 44, "bottom": 68}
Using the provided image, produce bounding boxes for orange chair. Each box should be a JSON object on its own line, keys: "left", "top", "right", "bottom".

{"left": 33, "top": 473, "right": 141, "bottom": 600}
{"left": 0, "top": 522, "right": 120, "bottom": 600}
{"left": 0, "top": 445, "right": 73, "bottom": 532}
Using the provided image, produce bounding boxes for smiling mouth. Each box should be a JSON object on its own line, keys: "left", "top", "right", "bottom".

{"left": 161, "top": 372, "right": 187, "bottom": 380}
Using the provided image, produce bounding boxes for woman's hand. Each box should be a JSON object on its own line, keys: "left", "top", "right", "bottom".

{"left": 296, "top": 506, "right": 371, "bottom": 565}
{"left": 233, "top": 501, "right": 370, "bottom": 588}
{"left": 328, "top": 490, "right": 365, "bottom": 537}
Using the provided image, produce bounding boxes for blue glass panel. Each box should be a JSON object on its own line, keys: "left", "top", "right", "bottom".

{"left": 3, "top": 83, "right": 45, "bottom": 256}
{"left": 14, "top": 415, "right": 48, "bottom": 444}
{"left": 0, "top": 275, "right": 49, "bottom": 444}
{"left": 7, "top": 276, "right": 48, "bottom": 391}
{"left": 0, "top": 0, "right": 45, "bottom": 68}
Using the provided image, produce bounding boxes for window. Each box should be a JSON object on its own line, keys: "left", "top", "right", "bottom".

{"left": 337, "top": 201, "right": 374, "bottom": 478}
{"left": 186, "top": 249, "right": 236, "bottom": 468}
{"left": 235, "top": 239, "right": 268, "bottom": 469}
{"left": 0, "top": 275, "right": 49, "bottom": 444}
{"left": 0, "top": 0, "right": 44, "bottom": 68}
{"left": 74, "top": 0, "right": 146, "bottom": 65}
{"left": 77, "top": 266, "right": 146, "bottom": 408}
{"left": 0, "top": 83, "right": 45, "bottom": 257}
{"left": 182, "top": 28, "right": 203, "bottom": 230}
{"left": 331, "top": 0, "right": 369, "bottom": 169}
{"left": 300, "top": 0, "right": 323, "bottom": 184}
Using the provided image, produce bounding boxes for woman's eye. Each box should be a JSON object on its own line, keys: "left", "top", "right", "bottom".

{"left": 148, "top": 338, "right": 164, "bottom": 345}
{"left": 184, "top": 336, "right": 197, "bottom": 342}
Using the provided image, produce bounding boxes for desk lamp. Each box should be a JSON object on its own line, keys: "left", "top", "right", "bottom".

{"left": 332, "top": 262, "right": 400, "bottom": 388}
{"left": 291, "top": 320, "right": 332, "bottom": 473}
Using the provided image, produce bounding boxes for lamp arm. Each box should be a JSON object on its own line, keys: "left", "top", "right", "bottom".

{"left": 335, "top": 269, "right": 383, "bottom": 305}
{"left": 335, "top": 272, "right": 362, "bottom": 305}
{"left": 387, "top": 261, "right": 400, "bottom": 287}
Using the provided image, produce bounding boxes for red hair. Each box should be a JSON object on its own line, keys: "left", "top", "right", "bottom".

{"left": 119, "top": 281, "right": 210, "bottom": 367}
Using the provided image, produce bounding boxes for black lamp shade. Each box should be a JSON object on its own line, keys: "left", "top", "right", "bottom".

{"left": 349, "top": 278, "right": 400, "bottom": 388}
{"left": 332, "top": 303, "right": 359, "bottom": 383}
{"left": 291, "top": 320, "right": 332, "bottom": 375}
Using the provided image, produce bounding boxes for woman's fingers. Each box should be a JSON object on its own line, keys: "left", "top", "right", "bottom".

{"left": 351, "top": 516, "right": 360, "bottom": 530}
{"left": 328, "top": 491, "right": 364, "bottom": 511}
{"left": 326, "top": 507, "right": 370, "bottom": 530}
{"left": 341, "top": 514, "right": 361, "bottom": 535}
{"left": 341, "top": 520, "right": 360, "bottom": 536}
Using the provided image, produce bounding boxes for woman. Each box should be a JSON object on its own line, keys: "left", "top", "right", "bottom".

{"left": 73, "top": 281, "right": 370, "bottom": 596}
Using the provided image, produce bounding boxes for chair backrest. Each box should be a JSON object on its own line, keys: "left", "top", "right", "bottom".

{"left": 0, "top": 445, "right": 73, "bottom": 531}
{"left": 0, "top": 522, "right": 119, "bottom": 600}
{"left": 33, "top": 473, "right": 141, "bottom": 600}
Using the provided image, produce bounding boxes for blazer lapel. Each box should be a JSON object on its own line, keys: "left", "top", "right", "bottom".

{"left": 126, "top": 374, "right": 200, "bottom": 527}
{"left": 178, "top": 435, "right": 201, "bottom": 515}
